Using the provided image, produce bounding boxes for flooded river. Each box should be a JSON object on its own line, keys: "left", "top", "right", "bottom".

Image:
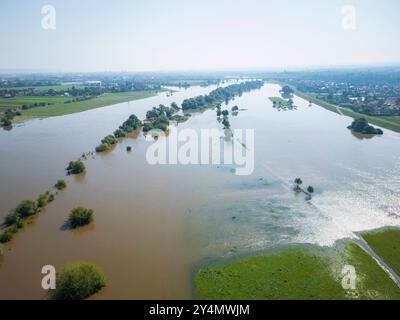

{"left": 0, "top": 83, "right": 399, "bottom": 299}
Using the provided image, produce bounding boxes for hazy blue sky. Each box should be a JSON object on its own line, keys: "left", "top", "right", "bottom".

{"left": 0, "top": 0, "right": 399, "bottom": 72}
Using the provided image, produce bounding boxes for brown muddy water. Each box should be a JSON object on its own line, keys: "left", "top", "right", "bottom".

{"left": 0, "top": 83, "right": 400, "bottom": 299}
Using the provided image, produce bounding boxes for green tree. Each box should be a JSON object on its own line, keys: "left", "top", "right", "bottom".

{"left": 55, "top": 180, "right": 67, "bottom": 190}
{"left": 67, "top": 160, "right": 86, "bottom": 174}
{"left": 294, "top": 178, "right": 303, "bottom": 188}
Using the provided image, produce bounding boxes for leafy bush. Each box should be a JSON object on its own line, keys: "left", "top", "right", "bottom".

{"left": 48, "top": 194, "right": 55, "bottom": 202}
{"left": 101, "top": 135, "right": 117, "bottom": 145}
{"left": 15, "top": 200, "right": 37, "bottom": 218}
{"left": 113, "top": 128, "right": 126, "bottom": 138}
{"left": 14, "top": 217, "right": 25, "bottom": 229}
{"left": 37, "top": 192, "right": 50, "bottom": 208}
{"left": 55, "top": 180, "right": 67, "bottom": 190}
{"left": 68, "top": 207, "right": 93, "bottom": 228}
{"left": 120, "top": 114, "right": 141, "bottom": 133}
{"left": 67, "top": 160, "right": 86, "bottom": 174}
{"left": 0, "top": 226, "right": 18, "bottom": 243}
{"left": 54, "top": 262, "right": 106, "bottom": 300}
{"left": 5, "top": 211, "right": 20, "bottom": 226}
{"left": 347, "top": 118, "right": 384, "bottom": 135}
{"left": 0, "top": 230, "right": 13, "bottom": 243}
{"left": 95, "top": 143, "right": 109, "bottom": 153}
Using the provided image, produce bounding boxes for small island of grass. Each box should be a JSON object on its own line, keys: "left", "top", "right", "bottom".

{"left": 347, "top": 118, "right": 383, "bottom": 135}
{"left": 54, "top": 262, "right": 106, "bottom": 300}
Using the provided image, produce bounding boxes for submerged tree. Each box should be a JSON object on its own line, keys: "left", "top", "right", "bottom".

{"left": 68, "top": 207, "right": 94, "bottom": 229}
{"left": 67, "top": 160, "right": 86, "bottom": 175}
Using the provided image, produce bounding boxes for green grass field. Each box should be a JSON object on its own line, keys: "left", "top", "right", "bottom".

{"left": 0, "top": 90, "right": 161, "bottom": 120}
{"left": 195, "top": 243, "right": 400, "bottom": 300}
{"left": 361, "top": 228, "right": 400, "bottom": 276}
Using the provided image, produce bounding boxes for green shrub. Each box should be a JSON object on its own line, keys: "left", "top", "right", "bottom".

{"left": 5, "top": 211, "right": 20, "bottom": 226}
{"left": 15, "top": 200, "right": 37, "bottom": 218}
{"left": 67, "top": 160, "right": 86, "bottom": 174}
{"left": 37, "top": 192, "right": 50, "bottom": 208}
{"left": 68, "top": 207, "right": 93, "bottom": 228}
{"left": 14, "top": 217, "right": 25, "bottom": 229}
{"left": 54, "top": 262, "right": 106, "bottom": 300}
{"left": 48, "top": 194, "right": 55, "bottom": 202}
{"left": 113, "top": 128, "right": 126, "bottom": 138}
{"left": 0, "top": 228, "right": 15, "bottom": 243}
{"left": 95, "top": 143, "right": 109, "bottom": 153}
{"left": 55, "top": 180, "right": 67, "bottom": 190}
{"left": 101, "top": 135, "right": 117, "bottom": 145}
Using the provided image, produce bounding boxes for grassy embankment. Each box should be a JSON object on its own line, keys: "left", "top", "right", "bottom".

{"left": 289, "top": 86, "right": 400, "bottom": 133}
{"left": 361, "top": 228, "right": 400, "bottom": 276}
{"left": 0, "top": 90, "right": 161, "bottom": 121}
{"left": 195, "top": 242, "right": 400, "bottom": 300}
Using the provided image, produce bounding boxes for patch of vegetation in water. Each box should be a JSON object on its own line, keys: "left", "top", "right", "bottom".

{"left": 54, "top": 262, "right": 106, "bottom": 300}
{"left": 347, "top": 118, "right": 383, "bottom": 135}
{"left": 195, "top": 243, "right": 400, "bottom": 300}
{"left": 269, "top": 97, "right": 290, "bottom": 107}
{"left": 68, "top": 207, "right": 94, "bottom": 229}
{"left": 361, "top": 228, "right": 400, "bottom": 276}
{"left": 55, "top": 179, "right": 67, "bottom": 190}
{"left": 0, "top": 192, "right": 55, "bottom": 243}
{"left": 66, "top": 160, "right": 86, "bottom": 175}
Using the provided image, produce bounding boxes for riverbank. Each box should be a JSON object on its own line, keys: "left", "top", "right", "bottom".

{"left": 290, "top": 87, "right": 400, "bottom": 133}
{"left": 4, "top": 90, "right": 163, "bottom": 122}
{"left": 194, "top": 238, "right": 400, "bottom": 300}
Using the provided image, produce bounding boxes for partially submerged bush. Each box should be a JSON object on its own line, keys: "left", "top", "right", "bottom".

{"left": 37, "top": 192, "right": 51, "bottom": 208}
{"left": 101, "top": 135, "right": 117, "bottom": 145}
{"left": 95, "top": 143, "right": 109, "bottom": 153}
{"left": 5, "top": 211, "right": 20, "bottom": 226}
{"left": 55, "top": 180, "right": 67, "bottom": 190}
{"left": 15, "top": 200, "right": 37, "bottom": 218}
{"left": 67, "top": 160, "right": 86, "bottom": 174}
{"left": 0, "top": 226, "right": 18, "bottom": 244}
{"left": 113, "top": 128, "right": 126, "bottom": 138}
{"left": 68, "top": 207, "right": 93, "bottom": 228}
{"left": 0, "top": 230, "right": 13, "bottom": 243}
{"left": 54, "top": 262, "right": 106, "bottom": 300}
